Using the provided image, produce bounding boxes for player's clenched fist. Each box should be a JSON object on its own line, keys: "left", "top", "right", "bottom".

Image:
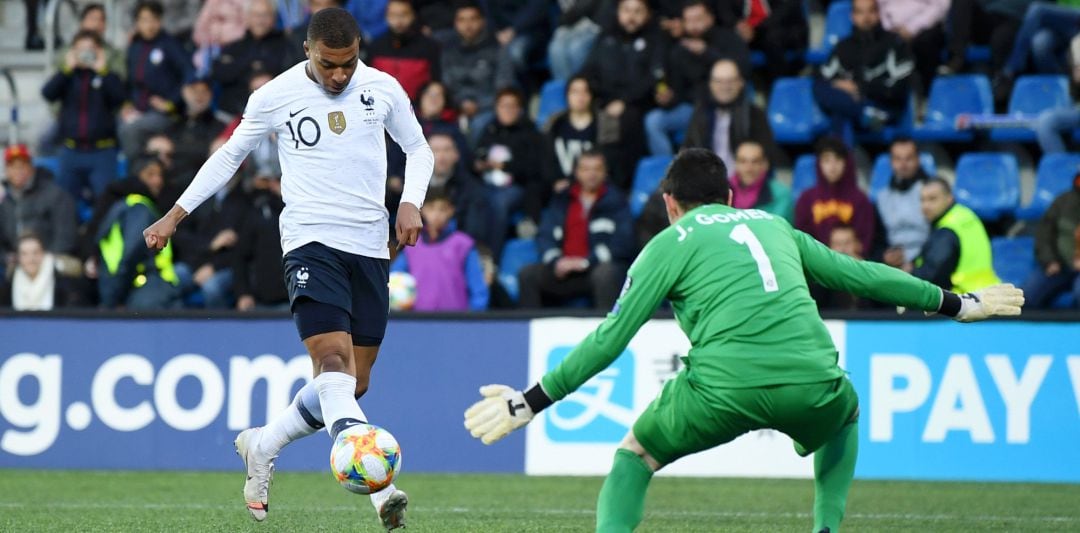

{"left": 143, "top": 207, "right": 185, "bottom": 250}
{"left": 464, "top": 384, "right": 534, "bottom": 445}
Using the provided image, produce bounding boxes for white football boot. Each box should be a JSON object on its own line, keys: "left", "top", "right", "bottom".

{"left": 234, "top": 427, "right": 275, "bottom": 521}
{"left": 378, "top": 489, "right": 409, "bottom": 530}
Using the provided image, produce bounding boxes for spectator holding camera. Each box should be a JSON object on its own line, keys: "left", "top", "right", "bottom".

{"left": 42, "top": 30, "right": 126, "bottom": 203}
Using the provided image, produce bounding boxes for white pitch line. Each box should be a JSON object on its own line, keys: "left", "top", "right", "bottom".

{"left": 0, "top": 501, "right": 1075, "bottom": 523}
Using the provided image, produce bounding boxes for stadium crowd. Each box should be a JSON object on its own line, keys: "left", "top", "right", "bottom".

{"left": 2, "top": 0, "right": 1079, "bottom": 312}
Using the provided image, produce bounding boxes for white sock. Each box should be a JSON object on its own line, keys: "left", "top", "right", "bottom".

{"left": 370, "top": 483, "right": 397, "bottom": 510}
{"left": 314, "top": 372, "right": 368, "bottom": 437}
{"left": 256, "top": 381, "right": 322, "bottom": 458}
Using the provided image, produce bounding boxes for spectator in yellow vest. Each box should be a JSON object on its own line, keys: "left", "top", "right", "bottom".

{"left": 904, "top": 178, "right": 1000, "bottom": 293}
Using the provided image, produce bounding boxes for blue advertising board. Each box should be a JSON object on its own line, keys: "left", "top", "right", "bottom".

{"left": 846, "top": 321, "right": 1080, "bottom": 483}
{"left": 0, "top": 317, "right": 528, "bottom": 472}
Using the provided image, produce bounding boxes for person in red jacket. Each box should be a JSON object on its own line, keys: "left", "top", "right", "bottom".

{"left": 794, "top": 137, "right": 876, "bottom": 253}
{"left": 368, "top": 0, "right": 442, "bottom": 100}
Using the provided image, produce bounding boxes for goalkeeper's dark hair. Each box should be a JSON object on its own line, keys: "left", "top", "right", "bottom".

{"left": 308, "top": 7, "right": 362, "bottom": 49}
{"left": 924, "top": 176, "right": 952, "bottom": 195}
{"left": 661, "top": 148, "right": 730, "bottom": 210}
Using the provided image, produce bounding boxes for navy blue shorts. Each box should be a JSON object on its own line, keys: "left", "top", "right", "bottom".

{"left": 283, "top": 242, "right": 389, "bottom": 346}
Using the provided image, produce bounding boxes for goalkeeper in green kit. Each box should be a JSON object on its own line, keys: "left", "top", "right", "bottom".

{"left": 464, "top": 149, "right": 1024, "bottom": 533}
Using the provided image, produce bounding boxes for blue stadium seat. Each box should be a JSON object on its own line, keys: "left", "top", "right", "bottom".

{"left": 913, "top": 75, "right": 993, "bottom": 143}
{"left": 498, "top": 238, "right": 539, "bottom": 302}
{"left": 116, "top": 155, "right": 128, "bottom": 178}
{"left": 1016, "top": 153, "right": 1080, "bottom": 220}
{"left": 630, "top": 155, "right": 673, "bottom": 218}
{"left": 806, "top": 1, "right": 851, "bottom": 65}
{"left": 991, "top": 75, "right": 1072, "bottom": 142}
{"left": 953, "top": 153, "right": 1020, "bottom": 221}
{"left": 791, "top": 154, "right": 818, "bottom": 201}
{"left": 868, "top": 152, "right": 936, "bottom": 201}
{"left": 991, "top": 236, "right": 1035, "bottom": 287}
{"left": 536, "top": 79, "right": 567, "bottom": 128}
{"left": 767, "top": 77, "right": 828, "bottom": 144}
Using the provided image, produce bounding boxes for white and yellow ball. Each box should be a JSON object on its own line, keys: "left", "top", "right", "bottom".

{"left": 388, "top": 271, "right": 416, "bottom": 311}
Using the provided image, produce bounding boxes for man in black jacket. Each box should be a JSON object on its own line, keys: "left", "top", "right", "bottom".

{"left": 644, "top": 0, "right": 750, "bottom": 156}
{"left": 171, "top": 176, "right": 249, "bottom": 308}
{"left": 518, "top": 150, "right": 635, "bottom": 310}
{"left": 811, "top": 0, "right": 914, "bottom": 141}
{"left": 683, "top": 59, "right": 782, "bottom": 174}
{"left": 235, "top": 175, "right": 289, "bottom": 311}
{"left": 427, "top": 133, "right": 492, "bottom": 249}
{"left": 579, "top": 0, "right": 664, "bottom": 188}
{"left": 211, "top": 0, "right": 294, "bottom": 116}
{"left": 169, "top": 77, "right": 226, "bottom": 186}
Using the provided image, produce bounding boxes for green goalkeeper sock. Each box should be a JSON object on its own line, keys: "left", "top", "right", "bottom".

{"left": 813, "top": 421, "right": 859, "bottom": 533}
{"left": 595, "top": 448, "right": 654, "bottom": 533}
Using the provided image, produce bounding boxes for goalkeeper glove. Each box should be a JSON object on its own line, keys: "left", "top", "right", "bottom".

{"left": 952, "top": 283, "right": 1025, "bottom": 322}
{"left": 464, "top": 384, "right": 539, "bottom": 445}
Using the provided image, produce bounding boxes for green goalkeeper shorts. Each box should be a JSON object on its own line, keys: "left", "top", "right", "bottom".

{"left": 633, "top": 371, "right": 859, "bottom": 466}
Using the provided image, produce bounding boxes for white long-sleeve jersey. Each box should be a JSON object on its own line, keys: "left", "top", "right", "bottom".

{"left": 176, "top": 60, "right": 433, "bottom": 259}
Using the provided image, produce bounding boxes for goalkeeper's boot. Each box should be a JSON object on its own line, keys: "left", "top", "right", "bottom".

{"left": 378, "top": 489, "right": 409, "bottom": 530}
{"left": 235, "top": 427, "right": 275, "bottom": 521}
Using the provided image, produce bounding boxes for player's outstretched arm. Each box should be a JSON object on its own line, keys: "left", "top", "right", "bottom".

{"left": 145, "top": 89, "right": 273, "bottom": 250}
{"left": 793, "top": 229, "right": 1024, "bottom": 321}
{"left": 464, "top": 237, "right": 679, "bottom": 445}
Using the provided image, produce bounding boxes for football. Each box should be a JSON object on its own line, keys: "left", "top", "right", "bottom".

{"left": 388, "top": 271, "right": 417, "bottom": 311}
{"left": 330, "top": 423, "right": 402, "bottom": 495}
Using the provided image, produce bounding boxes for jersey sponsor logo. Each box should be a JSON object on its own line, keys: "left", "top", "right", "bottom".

{"left": 288, "top": 107, "right": 309, "bottom": 118}
{"left": 327, "top": 111, "right": 347, "bottom": 135}
{"left": 544, "top": 346, "right": 636, "bottom": 443}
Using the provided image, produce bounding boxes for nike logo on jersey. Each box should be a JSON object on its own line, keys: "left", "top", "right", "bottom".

{"left": 289, "top": 107, "right": 309, "bottom": 117}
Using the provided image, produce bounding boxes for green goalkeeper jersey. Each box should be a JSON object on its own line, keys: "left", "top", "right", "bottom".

{"left": 541, "top": 204, "right": 945, "bottom": 400}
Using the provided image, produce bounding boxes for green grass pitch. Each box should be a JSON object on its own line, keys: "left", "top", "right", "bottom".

{"left": 1, "top": 470, "right": 1077, "bottom": 532}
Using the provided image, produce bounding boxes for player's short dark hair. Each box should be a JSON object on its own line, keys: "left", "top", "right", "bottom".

{"left": 308, "top": 7, "right": 361, "bottom": 49}
{"left": 71, "top": 29, "right": 104, "bottom": 48}
{"left": 80, "top": 3, "right": 105, "bottom": 21}
{"left": 924, "top": 177, "right": 952, "bottom": 195}
{"left": 453, "top": 0, "right": 483, "bottom": 16}
{"left": 814, "top": 136, "right": 849, "bottom": 160}
{"left": 661, "top": 148, "right": 731, "bottom": 210}
{"left": 133, "top": 0, "right": 163, "bottom": 20}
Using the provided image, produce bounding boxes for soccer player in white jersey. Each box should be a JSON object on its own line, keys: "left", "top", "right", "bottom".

{"left": 142, "top": 8, "right": 432, "bottom": 531}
